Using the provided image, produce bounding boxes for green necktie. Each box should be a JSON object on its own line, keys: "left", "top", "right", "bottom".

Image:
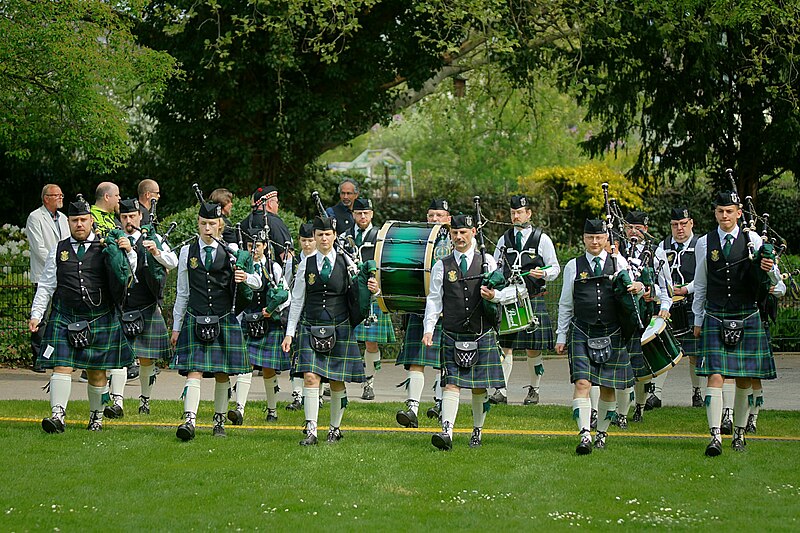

{"left": 593, "top": 256, "right": 602, "bottom": 277}
{"left": 459, "top": 254, "right": 468, "bottom": 275}
{"left": 355, "top": 229, "right": 363, "bottom": 247}
{"left": 722, "top": 234, "right": 733, "bottom": 259}
{"left": 675, "top": 241, "right": 684, "bottom": 252}
{"left": 76, "top": 242, "right": 86, "bottom": 260}
{"left": 204, "top": 246, "right": 214, "bottom": 270}
{"left": 320, "top": 256, "right": 332, "bottom": 282}
{"left": 515, "top": 231, "right": 523, "bottom": 252}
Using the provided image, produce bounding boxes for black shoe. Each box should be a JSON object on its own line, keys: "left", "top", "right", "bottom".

{"left": 426, "top": 401, "right": 442, "bottom": 421}
{"left": 138, "top": 395, "right": 150, "bottom": 415}
{"left": 327, "top": 427, "right": 343, "bottom": 443}
{"left": 126, "top": 365, "right": 140, "bottom": 381}
{"left": 265, "top": 409, "right": 278, "bottom": 422}
{"left": 32, "top": 360, "right": 46, "bottom": 373}
{"left": 78, "top": 370, "right": 88, "bottom": 383}
{"left": 745, "top": 414, "right": 757, "bottom": 434}
{"left": 322, "top": 385, "right": 331, "bottom": 397}
{"left": 176, "top": 421, "right": 195, "bottom": 441}
{"left": 632, "top": 404, "right": 644, "bottom": 423}
{"left": 523, "top": 386, "right": 540, "bottom": 405}
{"left": 692, "top": 388, "right": 704, "bottom": 408}
{"left": 576, "top": 430, "right": 592, "bottom": 455}
{"left": 594, "top": 431, "right": 607, "bottom": 450}
{"left": 396, "top": 408, "right": 419, "bottom": 428}
{"left": 468, "top": 428, "right": 482, "bottom": 448}
{"left": 361, "top": 384, "right": 375, "bottom": 400}
{"left": 590, "top": 409, "right": 598, "bottom": 430}
{"left": 227, "top": 406, "right": 244, "bottom": 426}
{"left": 644, "top": 394, "right": 661, "bottom": 410}
{"left": 732, "top": 428, "right": 747, "bottom": 451}
{"left": 705, "top": 438, "right": 722, "bottom": 457}
{"left": 616, "top": 414, "right": 628, "bottom": 430}
{"left": 212, "top": 413, "right": 226, "bottom": 437}
{"left": 42, "top": 416, "right": 65, "bottom": 434}
{"left": 286, "top": 395, "right": 302, "bottom": 411}
{"left": 300, "top": 433, "right": 318, "bottom": 446}
{"left": 103, "top": 403, "right": 124, "bottom": 419}
{"left": 87, "top": 411, "right": 103, "bottom": 431}
{"left": 721, "top": 409, "right": 733, "bottom": 435}
{"left": 488, "top": 390, "right": 507, "bottom": 405}
{"left": 432, "top": 432, "right": 453, "bottom": 451}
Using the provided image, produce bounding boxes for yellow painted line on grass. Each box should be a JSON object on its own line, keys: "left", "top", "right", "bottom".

{"left": 2, "top": 416, "right": 799, "bottom": 442}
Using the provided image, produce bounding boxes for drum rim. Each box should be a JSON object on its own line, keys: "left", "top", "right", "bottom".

{"left": 641, "top": 316, "right": 667, "bottom": 343}
{"left": 635, "top": 351, "right": 684, "bottom": 381}
{"left": 374, "top": 220, "right": 442, "bottom": 314}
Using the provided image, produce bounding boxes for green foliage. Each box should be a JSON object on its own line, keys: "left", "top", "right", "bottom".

{"left": 517, "top": 163, "right": 645, "bottom": 246}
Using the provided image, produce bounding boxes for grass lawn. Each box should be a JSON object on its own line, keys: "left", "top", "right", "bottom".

{"left": 1, "top": 400, "right": 799, "bottom": 531}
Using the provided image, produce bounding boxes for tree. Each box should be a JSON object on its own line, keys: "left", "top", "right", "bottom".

{"left": 523, "top": 0, "right": 800, "bottom": 200}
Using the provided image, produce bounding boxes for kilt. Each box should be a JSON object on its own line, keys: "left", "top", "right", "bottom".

{"left": 568, "top": 320, "right": 634, "bottom": 390}
{"left": 125, "top": 304, "right": 170, "bottom": 362}
{"left": 441, "top": 330, "right": 505, "bottom": 390}
{"left": 696, "top": 304, "right": 776, "bottom": 379}
{"left": 498, "top": 296, "right": 555, "bottom": 350}
{"left": 396, "top": 314, "right": 442, "bottom": 369}
{"left": 292, "top": 318, "right": 365, "bottom": 383}
{"left": 172, "top": 312, "right": 250, "bottom": 375}
{"left": 354, "top": 302, "right": 397, "bottom": 344}
{"left": 676, "top": 332, "right": 700, "bottom": 360}
{"left": 242, "top": 319, "right": 291, "bottom": 371}
{"left": 39, "top": 302, "right": 134, "bottom": 370}
{"left": 627, "top": 336, "right": 649, "bottom": 380}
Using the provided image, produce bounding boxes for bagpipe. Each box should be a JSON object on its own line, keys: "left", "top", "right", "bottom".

{"left": 472, "top": 196, "right": 508, "bottom": 333}
{"left": 310, "top": 191, "right": 377, "bottom": 326}
{"left": 240, "top": 223, "right": 290, "bottom": 317}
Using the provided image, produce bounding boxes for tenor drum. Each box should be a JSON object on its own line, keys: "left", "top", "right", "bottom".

{"left": 669, "top": 295, "right": 692, "bottom": 337}
{"left": 638, "top": 317, "right": 683, "bottom": 380}
{"left": 499, "top": 284, "right": 537, "bottom": 335}
{"left": 373, "top": 221, "right": 452, "bottom": 313}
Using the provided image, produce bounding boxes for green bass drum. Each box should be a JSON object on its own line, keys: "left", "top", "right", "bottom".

{"left": 373, "top": 221, "right": 452, "bottom": 313}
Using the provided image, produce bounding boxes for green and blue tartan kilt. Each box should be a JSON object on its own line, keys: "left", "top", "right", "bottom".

{"left": 354, "top": 302, "right": 397, "bottom": 344}
{"left": 124, "top": 304, "right": 170, "bottom": 362}
{"left": 568, "top": 320, "right": 634, "bottom": 390}
{"left": 675, "top": 332, "right": 701, "bottom": 360}
{"left": 696, "top": 305, "right": 776, "bottom": 379}
{"left": 441, "top": 330, "right": 505, "bottom": 389}
{"left": 627, "top": 336, "right": 649, "bottom": 379}
{"left": 242, "top": 320, "right": 291, "bottom": 371}
{"left": 172, "top": 312, "right": 250, "bottom": 375}
{"left": 396, "top": 314, "right": 442, "bottom": 369}
{"left": 291, "top": 318, "right": 365, "bottom": 383}
{"left": 39, "top": 302, "right": 134, "bottom": 370}
{"left": 498, "top": 297, "right": 555, "bottom": 350}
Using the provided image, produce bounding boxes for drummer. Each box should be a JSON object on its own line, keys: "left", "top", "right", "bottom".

{"left": 395, "top": 198, "right": 451, "bottom": 428}
{"left": 616, "top": 210, "right": 672, "bottom": 427}
{"left": 654, "top": 207, "right": 704, "bottom": 408}
{"left": 348, "top": 197, "right": 396, "bottom": 401}
{"left": 555, "top": 219, "right": 642, "bottom": 453}
{"left": 491, "top": 194, "right": 560, "bottom": 406}
{"left": 692, "top": 190, "right": 778, "bottom": 456}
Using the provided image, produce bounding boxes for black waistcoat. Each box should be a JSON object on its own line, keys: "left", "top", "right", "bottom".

{"left": 573, "top": 254, "right": 616, "bottom": 326}
{"left": 706, "top": 229, "right": 756, "bottom": 307}
{"left": 662, "top": 235, "right": 699, "bottom": 285}
{"left": 124, "top": 243, "right": 158, "bottom": 310}
{"left": 441, "top": 251, "right": 487, "bottom": 334}
{"left": 304, "top": 254, "right": 349, "bottom": 321}
{"left": 54, "top": 239, "right": 110, "bottom": 312}
{"left": 501, "top": 227, "right": 546, "bottom": 294}
{"left": 187, "top": 241, "right": 234, "bottom": 315}
{"left": 246, "top": 261, "right": 272, "bottom": 312}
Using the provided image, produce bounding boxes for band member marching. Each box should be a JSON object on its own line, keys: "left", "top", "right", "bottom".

{"left": 29, "top": 196, "right": 137, "bottom": 433}
{"left": 281, "top": 216, "right": 379, "bottom": 446}
{"left": 491, "top": 194, "right": 560, "bottom": 405}
{"left": 422, "top": 213, "right": 512, "bottom": 450}
{"left": 555, "top": 219, "right": 644, "bottom": 454}
{"left": 115, "top": 198, "right": 178, "bottom": 417}
{"left": 395, "top": 199, "right": 452, "bottom": 427}
{"left": 229, "top": 226, "right": 291, "bottom": 425}
{"left": 348, "top": 197, "right": 396, "bottom": 400}
{"left": 692, "top": 190, "right": 778, "bottom": 455}
{"left": 171, "top": 201, "right": 261, "bottom": 441}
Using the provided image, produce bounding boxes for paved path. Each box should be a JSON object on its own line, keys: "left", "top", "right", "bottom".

{"left": 2, "top": 354, "right": 798, "bottom": 410}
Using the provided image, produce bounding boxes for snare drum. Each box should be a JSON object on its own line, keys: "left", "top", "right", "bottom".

{"left": 373, "top": 221, "right": 452, "bottom": 313}
{"left": 669, "top": 295, "right": 692, "bottom": 337}
{"left": 499, "top": 284, "right": 537, "bottom": 335}
{"left": 638, "top": 317, "right": 683, "bottom": 380}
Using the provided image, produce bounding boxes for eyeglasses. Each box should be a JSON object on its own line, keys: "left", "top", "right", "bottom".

{"left": 45, "top": 194, "right": 64, "bottom": 198}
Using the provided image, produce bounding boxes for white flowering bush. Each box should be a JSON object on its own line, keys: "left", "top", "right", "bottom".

{"left": 0, "top": 224, "right": 30, "bottom": 267}
{"left": 0, "top": 223, "right": 32, "bottom": 363}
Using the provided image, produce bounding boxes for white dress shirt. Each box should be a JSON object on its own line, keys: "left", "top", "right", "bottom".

{"left": 30, "top": 232, "right": 138, "bottom": 320}
{"left": 172, "top": 238, "right": 262, "bottom": 332}
{"left": 493, "top": 226, "right": 561, "bottom": 282}
{"left": 691, "top": 226, "right": 765, "bottom": 326}
{"left": 286, "top": 249, "right": 338, "bottom": 337}
{"left": 25, "top": 206, "right": 70, "bottom": 283}
{"left": 126, "top": 230, "right": 179, "bottom": 270}
{"left": 657, "top": 233, "right": 696, "bottom": 294}
{"left": 556, "top": 250, "right": 631, "bottom": 345}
